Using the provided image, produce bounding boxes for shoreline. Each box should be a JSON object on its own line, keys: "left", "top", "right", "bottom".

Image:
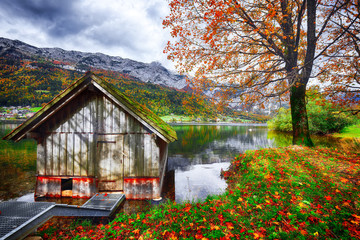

{"left": 0, "top": 119, "right": 268, "bottom": 127}
{"left": 0, "top": 119, "right": 26, "bottom": 124}
{"left": 169, "top": 122, "right": 268, "bottom": 126}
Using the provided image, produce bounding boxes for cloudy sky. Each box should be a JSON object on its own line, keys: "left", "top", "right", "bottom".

{"left": 0, "top": 0, "right": 175, "bottom": 69}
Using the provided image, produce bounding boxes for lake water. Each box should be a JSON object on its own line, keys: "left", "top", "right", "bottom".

{"left": 0, "top": 123, "right": 348, "bottom": 204}
{"left": 0, "top": 124, "right": 37, "bottom": 201}
{"left": 167, "top": 124, "right": 274, "bottom": 202}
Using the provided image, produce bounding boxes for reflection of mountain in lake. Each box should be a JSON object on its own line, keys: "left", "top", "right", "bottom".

{"left": 167, "top": 125, "right": 275, "bottom": 171}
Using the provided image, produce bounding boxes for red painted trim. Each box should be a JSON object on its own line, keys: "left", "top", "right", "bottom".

{"left": 36, "top": 176, "right": 96, "bottom": 199}
{"left": 124, "top": 177, "right": 159, "bottom": 180}
{"left": 73, "top": 177, "right": 96, "bottom": 183}
{"left": 37, "top": 176, "right": 62, "bottom": 181}
{"left": 123, "top": 177, "right": 160, "bottom": 200}
{"left": 37, "top": 176, "right": 96, "bottom": 181}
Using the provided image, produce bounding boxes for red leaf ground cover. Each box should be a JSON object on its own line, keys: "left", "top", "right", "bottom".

{"left": 38, "top": 146, "right": 360, "bottom": 239}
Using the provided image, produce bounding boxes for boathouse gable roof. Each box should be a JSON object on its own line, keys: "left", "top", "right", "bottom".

{"left": 3, "top": 72, "right": 177, "bottom": 143}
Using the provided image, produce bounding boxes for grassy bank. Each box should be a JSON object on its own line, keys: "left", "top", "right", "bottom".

{"left": 30, "top": 107, "right": 42, "bottom": 112}
{"left": 160, "top": 115, "right": 257, "bottom": 123}
{"left": 160, "top": 115, "right": 194, "bottom": 123}
{"left": 38, "top": 147, "right": 360, "bottom": 239}
{"left": 333, "top": 124, "right": 360, "bottom": 139}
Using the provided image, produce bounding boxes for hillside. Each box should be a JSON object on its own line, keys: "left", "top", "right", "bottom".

{"left": 0, "top": 37, "right": 220, "bottom": 117}
{"left": 0, "top": 37, "right": 269, "bottom": 122}
{"left": 0, "top": 56, "right": 214, "bottom": 117}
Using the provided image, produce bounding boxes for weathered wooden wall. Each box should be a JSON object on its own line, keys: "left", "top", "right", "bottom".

{"left": 35, "top": 89, "right": 162, "bottom": 194}
{"left": 36, "top": 177, "right": 96, "bottom": 198}
{"left": 124, "top": 177, "right": 160, "bottom": 199}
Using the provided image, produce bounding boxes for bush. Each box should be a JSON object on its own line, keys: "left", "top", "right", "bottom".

{"left": 267, "top": 107, "right": 292, "bottom": 132}
{"left": 268, "top": 96, "right": 358, "bottom": 134}
{"left": 308, "top": 106, "right": 355, "bottom": 135}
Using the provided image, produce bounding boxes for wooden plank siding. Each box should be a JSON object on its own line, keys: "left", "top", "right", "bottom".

{"left": 36, "top": 91, "right": 162, "bottom": 192}
{"left": 59, "top": 133, "right": 67, "bottom": 175}
{"left": 4, "top": 73, "right": 177, "bottom": 199}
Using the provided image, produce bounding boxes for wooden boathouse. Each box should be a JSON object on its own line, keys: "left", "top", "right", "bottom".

{"left": 3, "top": 72, "right": 177, "bottom": 200}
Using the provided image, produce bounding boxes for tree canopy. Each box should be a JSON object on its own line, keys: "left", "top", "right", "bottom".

{"left": 163, "top": 0, "right": 360, "bottom": 146}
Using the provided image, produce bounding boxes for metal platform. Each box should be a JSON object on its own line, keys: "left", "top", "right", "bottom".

{"left": 0, "top": 193, "right": 125, "bottom": 240}
{"left": 0, "top": 202, "right": 55, "bottom": 240}
{"left": 82, "top": 193, "right": 125, "bottom": 211}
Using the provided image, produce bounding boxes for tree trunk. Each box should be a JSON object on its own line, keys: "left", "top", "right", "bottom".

{"left": 287, "top": 0, "right": 316, "bottom": 147}
{"left": 290, "top": 84, "right": 314, "bottom": 146}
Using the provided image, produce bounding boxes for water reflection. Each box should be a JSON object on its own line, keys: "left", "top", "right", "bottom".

{"left": 1, "top": 123, "right": 356, "bottom": 205}
{"left": 166, "top": 124, "right": 359, "bottom": 202}
{"left": 267, "top": 130, "right": 349, "bottom": 148}
{"left": 0, "top": 124, "right": 37, "bottom": 201}
{"left": 168, "top": 125, "right": 273, "bottom": 166}
{"left": 167, "top": 124, "right": 276, "bottom": 202}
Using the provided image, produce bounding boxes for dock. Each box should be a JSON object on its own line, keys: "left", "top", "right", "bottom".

{"left": 0, "top": 193, "right": 125, "bottom": 240}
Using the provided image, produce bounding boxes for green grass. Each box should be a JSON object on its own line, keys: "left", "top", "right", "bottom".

{"left": 38, "top": 146, "right": 360, "bottom": 239}
{"left": 30, "top": 107, "right": 42, "bottom": 112}
{"left": 35, "top": 90, "right": 50, "bottom": 93}
{"left": 333, "top": 123, "right": 360, "bottom": 139}
{"left": 160, "top": 115, "right": 194, "bottom": 122}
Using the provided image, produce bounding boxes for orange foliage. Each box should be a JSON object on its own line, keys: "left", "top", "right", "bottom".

{"left": 163, "top": 0, "right": 359, "bottom": 108}
{"left": 163, "top": 0, "right": 360, "bottom": 144}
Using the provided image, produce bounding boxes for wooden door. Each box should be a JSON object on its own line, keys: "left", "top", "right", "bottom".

{"left": 97, "top": 134, "right": 124, "bottom": 191}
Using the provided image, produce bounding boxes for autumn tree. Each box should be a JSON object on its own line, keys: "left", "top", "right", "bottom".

{"left": 163, "top": 0, "right": 359, "bottom": 146}
{"left": 319, "top": 1, "right": 360, "bottom": 115}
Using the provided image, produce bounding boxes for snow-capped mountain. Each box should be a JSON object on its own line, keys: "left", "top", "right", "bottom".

{"left": 0, "top": 37, "right": 187, "bottom": 89}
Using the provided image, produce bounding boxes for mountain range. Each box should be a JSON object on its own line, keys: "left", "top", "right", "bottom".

{"left": 0, "top": 37, "right": 187, "bottom": 90}
{"left": 0, "top": 37, "right": 224, "bottom": 119}
{"left": 0, "top": 37, "right": 269, "bottom": 122}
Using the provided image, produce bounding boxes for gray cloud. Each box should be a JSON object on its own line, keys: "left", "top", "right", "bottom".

{"left": 0, "top": 0, "right": 175, "bottom": 70}
{"left": 0, "top": 0, "right": 73, "bottom": 18}
{"left": 146, "top": 3, "right": 163, "bottom": 21}
{"left": 89, "top": 26, "right": 140, "bottom": 52}
{"left": 0, "top": 0, "right": 75, "bottom": 23}
{"left": 0, "top": 0, "right": 102, "bottom": 37}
